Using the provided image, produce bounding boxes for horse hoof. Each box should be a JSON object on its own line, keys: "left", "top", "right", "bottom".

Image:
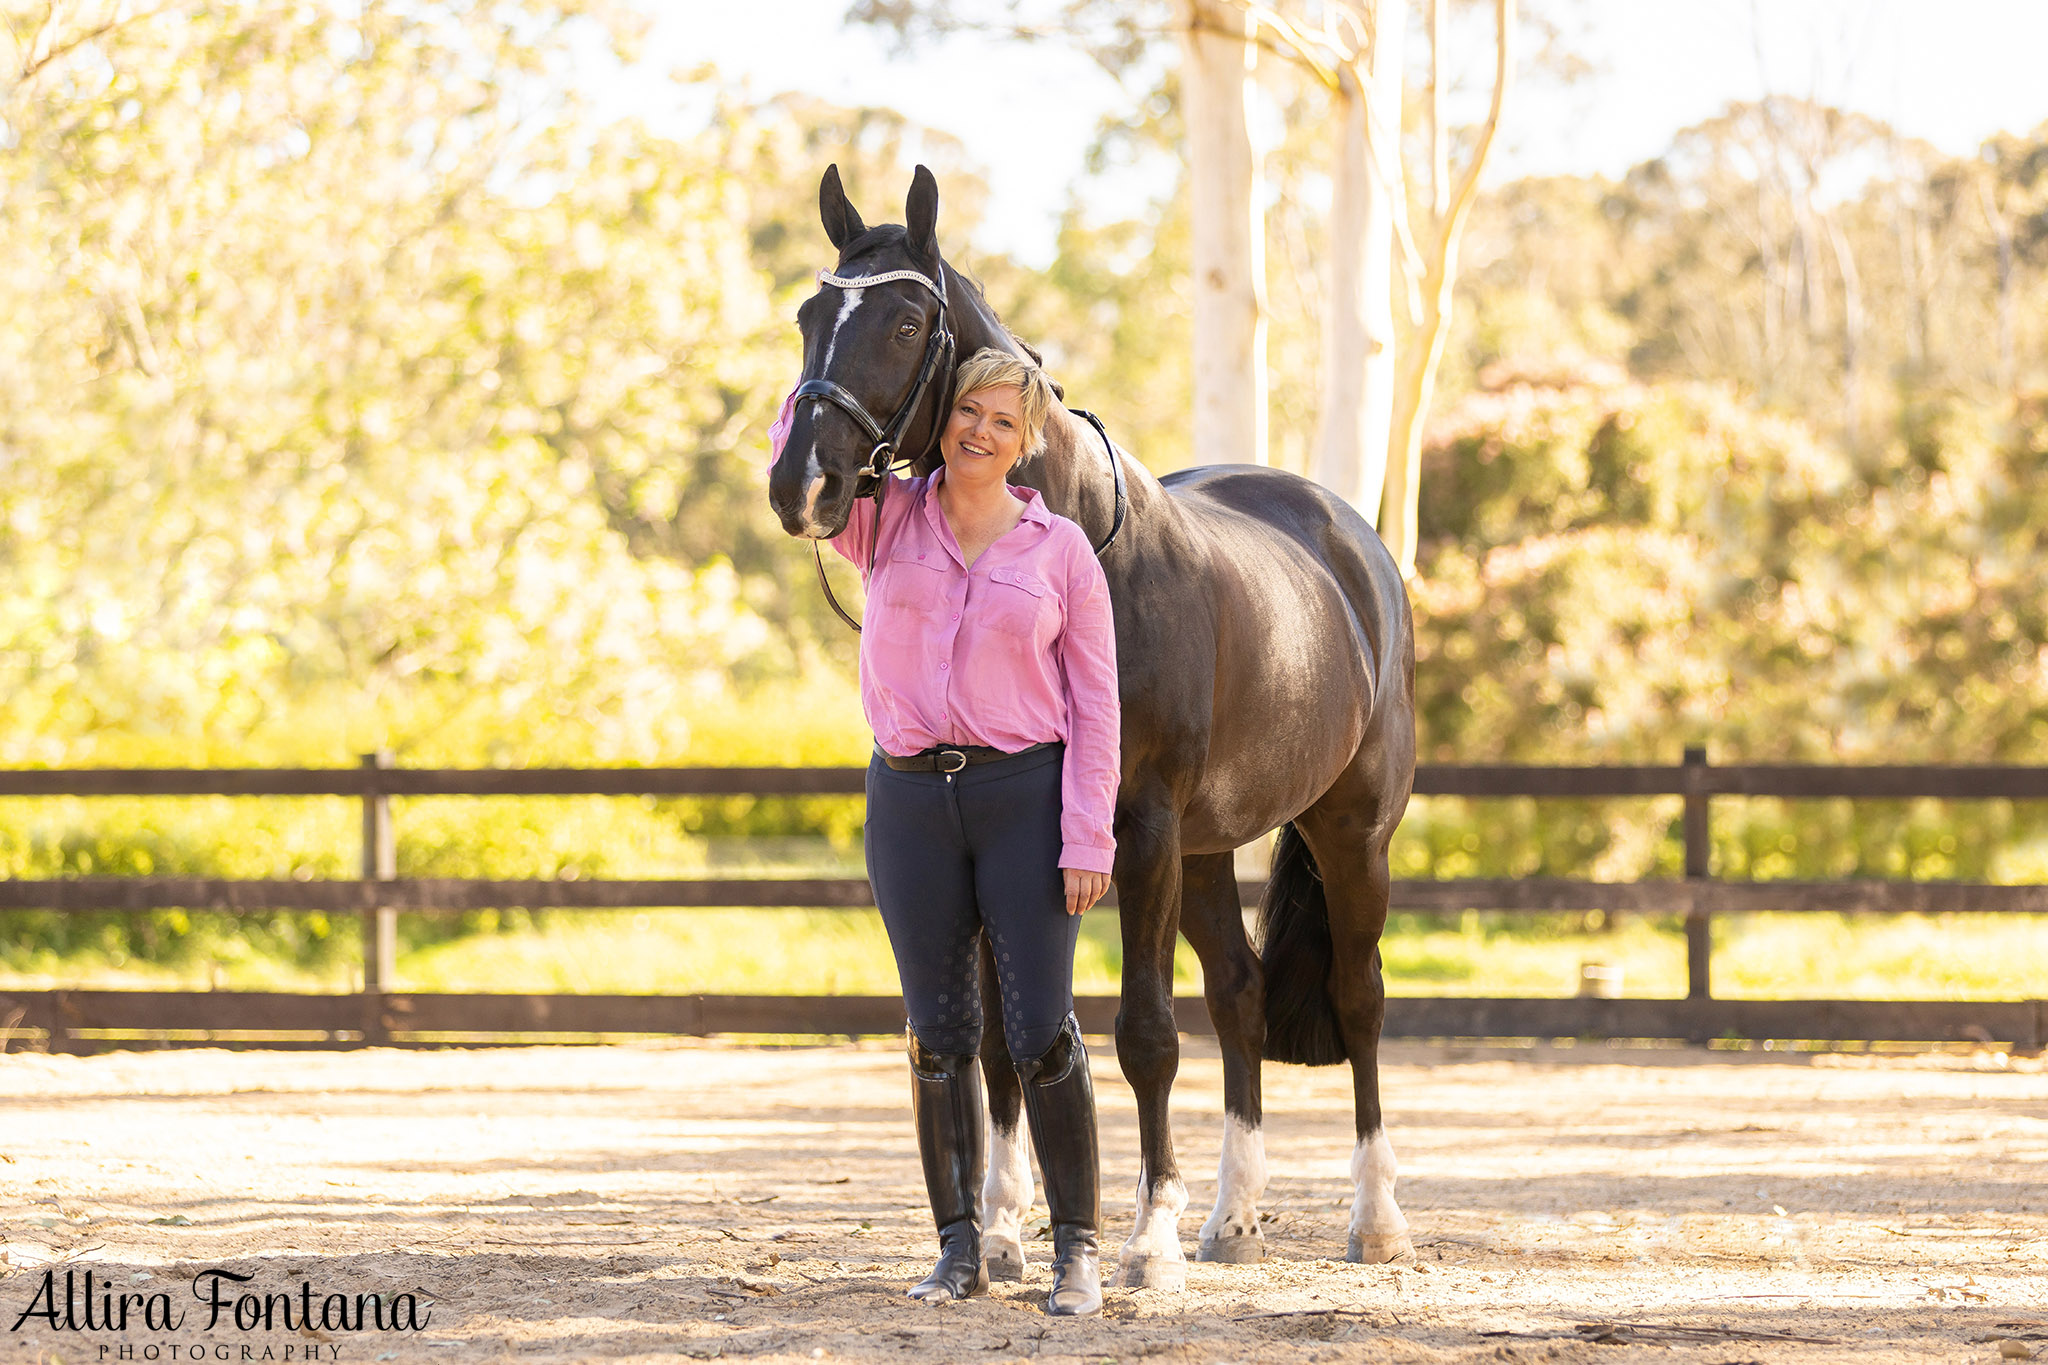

{"left": 1197, "top": 1231, "right": 1267, "bottom": 1264}
{"left": 1347, "top": 1233, "right": 1414, "bottom": 1264}
{"left": 1115, "top": 1256, "right": 1188, "bottom": 1291}
{"left": 983, "top": 1241, "right": 1025, "bottom": 1282}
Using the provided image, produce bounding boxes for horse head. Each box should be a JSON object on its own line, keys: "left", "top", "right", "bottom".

{"left": 767, "top": 164, "right": 956, "bottom": 540}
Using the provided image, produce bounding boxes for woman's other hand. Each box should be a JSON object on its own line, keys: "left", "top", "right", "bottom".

{"left": 1062, "top": 867, "right": 1111, "bottom": 916}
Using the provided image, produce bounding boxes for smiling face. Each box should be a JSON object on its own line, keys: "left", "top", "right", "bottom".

{"left": 941, "top": 384, "right": 1028, "bottom": 483}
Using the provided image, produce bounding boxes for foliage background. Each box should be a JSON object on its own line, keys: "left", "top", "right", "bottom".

{"left": 3, "top": 1, "right": 2045, "bottom": 995}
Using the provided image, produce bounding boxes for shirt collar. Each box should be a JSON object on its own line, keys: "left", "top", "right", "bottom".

{"left": 926, "top": 464, "right": 1055, "bottom": 528}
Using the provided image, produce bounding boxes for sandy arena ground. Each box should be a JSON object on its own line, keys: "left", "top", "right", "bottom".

{"left": 2, "top": 1037, "right": 2045, "bottom": 1365}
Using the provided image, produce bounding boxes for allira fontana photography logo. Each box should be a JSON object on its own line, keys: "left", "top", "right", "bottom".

{"left": 9, "top": 1267, "right": 434, "bottom": 1359}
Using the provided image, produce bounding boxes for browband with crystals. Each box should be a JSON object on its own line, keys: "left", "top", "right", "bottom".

{"left": 816, "top": 267, "right": 946, "bottom": 298}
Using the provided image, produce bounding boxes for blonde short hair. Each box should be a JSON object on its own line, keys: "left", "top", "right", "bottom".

{"left": 953, "top": 347, "right": 1058, "bottom": 457}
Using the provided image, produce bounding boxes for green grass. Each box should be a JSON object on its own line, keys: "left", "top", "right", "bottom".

{"left": 1380, "top": 911, "right": 2048, "bottom": 999}
{"left": 7, "top": 908, "right": 2043, "bottom": 1002}
{"left": 0, "top": 907, "right": 1204, "bottom": 995}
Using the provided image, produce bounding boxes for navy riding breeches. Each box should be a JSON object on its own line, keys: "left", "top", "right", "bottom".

{"left": 864, "top": 741, "right": 1081, "bottom": 1061}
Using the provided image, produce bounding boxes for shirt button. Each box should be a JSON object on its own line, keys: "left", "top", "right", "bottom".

{"left": 939, "top": 661, "right": 948, "bottom": 670}
{"left": 951, "top": 612, "right": 959, "bottom": 621}
{"left": 918, "top": 552, "right": 926, "bottom": 560}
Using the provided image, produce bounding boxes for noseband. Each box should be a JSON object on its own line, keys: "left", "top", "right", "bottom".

{"left": 799, "top": 264, "right": 1128, "bottom": 633}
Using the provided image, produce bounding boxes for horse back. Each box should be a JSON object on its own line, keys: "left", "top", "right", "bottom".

{"left": 1114, "top": 464, "right": 1413, "bottom": 852}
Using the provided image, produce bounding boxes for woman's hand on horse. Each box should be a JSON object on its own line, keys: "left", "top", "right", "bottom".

{"left": 1063, "top": 868, "right": 1110, "bottom": 916}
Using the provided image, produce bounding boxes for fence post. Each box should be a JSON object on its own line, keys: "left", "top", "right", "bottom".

{"left": 1682, "top": 745, "right": 1712, "bottom": 1002}
{"left": 360, "top": 752, "right": 397, "bottom": 1043}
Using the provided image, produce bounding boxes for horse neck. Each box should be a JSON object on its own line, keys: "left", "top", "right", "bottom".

{"left": 938, "top": 259, "right": 1155, "bottom": 551}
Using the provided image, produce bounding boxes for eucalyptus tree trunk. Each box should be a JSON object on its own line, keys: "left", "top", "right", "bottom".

{"left": 1822, "top": 212, "right": 1865, "bottom": 449}
{"left": 1180, "top": 0, "right": 1268, "bottom": 466}
{"left": 1381, "top": 0, "right": 1513, "bottom": 578}
{"left": 1979, "top": 176, "right": 2017, "bottom": 400}
{"left": 1310, "top": 1, "right": 1402, "bottom": 515}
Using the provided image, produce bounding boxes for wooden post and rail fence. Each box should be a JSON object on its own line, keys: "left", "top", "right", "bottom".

{"left": 1, "top": 748, "right": 2044, "bottom": 1052}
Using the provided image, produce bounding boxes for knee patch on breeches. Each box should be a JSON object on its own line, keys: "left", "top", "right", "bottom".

{"left": 908, "top": 1018, "right": 983, "bottom": 1064}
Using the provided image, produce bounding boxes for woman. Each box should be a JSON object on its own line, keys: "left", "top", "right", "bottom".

{"left": 773, "top": 347, "right": 1118, "bottom": 1316}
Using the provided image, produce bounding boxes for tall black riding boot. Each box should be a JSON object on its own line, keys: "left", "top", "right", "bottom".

{"left": 1016, "top": 1014, "right": 1102, "bottom": 1317}
{"left": 906, "top": 1029, "right": 989, "bottom": 1303}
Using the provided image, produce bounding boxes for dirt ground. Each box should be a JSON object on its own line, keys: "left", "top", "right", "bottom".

{"left": 2, "top": 1038, "right": 2045, "bottom": 1365}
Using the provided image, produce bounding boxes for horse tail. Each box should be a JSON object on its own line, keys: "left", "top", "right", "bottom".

{"left": 1257, "top": 821, "right": 1349, "bottom": 1066}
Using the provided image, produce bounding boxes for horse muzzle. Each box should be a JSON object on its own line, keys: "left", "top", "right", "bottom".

{"left": 767, "top": 452, "right": 856, "bottom": 540}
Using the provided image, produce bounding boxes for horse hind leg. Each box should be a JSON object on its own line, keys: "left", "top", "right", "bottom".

{"left": 1294, "top": 756, "right": 1415, "bottom": 1264}
{"left": 974, "top": 933, "right": 1033, "bottom": 1280}
{"left": 1177, "top": 850, "right": 1269, "bottom": 1265}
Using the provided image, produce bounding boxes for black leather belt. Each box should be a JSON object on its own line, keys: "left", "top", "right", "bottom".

{"left": 878, "top": 740, "right": 1059, "bottom": 774}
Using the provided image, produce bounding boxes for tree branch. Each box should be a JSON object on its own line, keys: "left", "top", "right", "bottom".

{"left": 1354, "top": 63, "right": 1425, "bottom": 323}
{"left": 1381, "top": 0, "right": 1514, "bottom": 576}
{"left": 7, "top": 1, "right": 189, "bottom": 94}
{"left": 1220, "top": 0, "right": 1340, "bottom": 91}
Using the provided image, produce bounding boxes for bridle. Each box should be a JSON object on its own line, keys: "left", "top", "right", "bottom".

{"left": 796, "top": 267, "right": 958, "bottom": 499}
{"left": 797, "top": 265, "right": 956, "bottom": 632}
{"left": 798, "top": 263, "right": 1128, "bottom": 633}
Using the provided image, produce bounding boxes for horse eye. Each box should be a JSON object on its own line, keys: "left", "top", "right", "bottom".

{"left": 898, "top": 322, "right": 919, "bottom": 338}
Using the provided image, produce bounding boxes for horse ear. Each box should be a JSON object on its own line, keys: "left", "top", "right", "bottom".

{"left": 905, "top": 164, "right": 939, "bottom": 264}
{"left": 819, "top": 164, "right": 866, "bottom": 251}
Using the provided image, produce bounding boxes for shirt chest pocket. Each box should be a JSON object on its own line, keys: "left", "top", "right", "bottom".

{"left": 981, "top": 566, "right": 1053, "bottom": 640}
{"left": 880, "top": 546, "right": 950, "bottom": 616}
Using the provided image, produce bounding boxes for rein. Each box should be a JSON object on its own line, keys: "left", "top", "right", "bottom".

{"left": 1069, "top": 407, "right": 1128, "bottom": 554}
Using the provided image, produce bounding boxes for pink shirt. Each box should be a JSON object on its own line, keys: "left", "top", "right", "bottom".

{"left": 829, "top": 468, "right": 1121, "bottom": 875}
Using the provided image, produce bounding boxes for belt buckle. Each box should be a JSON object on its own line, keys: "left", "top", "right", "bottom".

{"left": 936, "top": 748, "right": 968, "bottom": 774}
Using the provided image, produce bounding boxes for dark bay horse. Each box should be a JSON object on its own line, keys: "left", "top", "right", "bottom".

{"left": 766, "top": 166, "right": 1417, "bottom": 1287}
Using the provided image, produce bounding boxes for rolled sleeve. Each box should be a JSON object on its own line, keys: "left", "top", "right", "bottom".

{"left": 827, "top": 472, "right": 921, "bottom": 573}
{"left": 827, "top": 484, "right": 877, "bottom": 570}
{"left": 1055, "top": 538, "right": 1121, "bottom": 873}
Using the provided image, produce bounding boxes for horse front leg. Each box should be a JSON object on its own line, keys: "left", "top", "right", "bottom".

{"left": 974, "top": 932, "right": 1033, "bottom": 1281}
{"left": 1111, "top": 799, "right": 1189, "bottom": 1290}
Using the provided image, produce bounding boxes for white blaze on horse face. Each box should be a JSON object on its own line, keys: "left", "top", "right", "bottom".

{"left": 980, "top": 1116, "right": 1033, "bottom": 1272}
{"left": 1116, "top": 1164, "right": 1189, "bottom": 1287}
{"left": 1199, "top": 1114, "right": 1268, "bottom": 1250}
{"left": 821, "top": 286, "right": 863, "bottom": 374}
{"left": 1347, "top": 1127, "right": 1412, "bottom": 1262}
{"left": 798, "top": 285, "right": 865, "bottom": 536}
{"left": 799, "top": 452, "right": 831, "bottom": 535}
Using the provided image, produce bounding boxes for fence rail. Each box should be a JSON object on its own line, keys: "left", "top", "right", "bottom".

{"left": 2, "top": 750, "right": 2043, "bottom": 1052}
{"left": 5, "top": 760, "right": 2046, "bottom": 799}
{"left": 6, "top": 875, "right": 2048, "bottom": 917}
{"left": 1, "top": 990, "right": 2041, "bottom": 1053}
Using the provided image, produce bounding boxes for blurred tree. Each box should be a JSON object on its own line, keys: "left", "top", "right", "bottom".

{"left": 4, "top": 0, "right": 2045, "bottom": 792}
{"left": 851, "top": 0, "right": 1533, "bottom": 544}
{"left": 848, "top": 0, "right": 1272, "bottom": 465}
{"left": 1307, "top": 0, "right": 1405, "bottom": 519}
{"left": 0, "top": 1, "right": 929, "bottom": 761}
{"left": 1377, "top": 0, "right": 1511, "bottom": 575}
{"left": 1410, "top": 355, "right": 2048, "bottom": 767}
{"left": 1180, "top": 0, "right": 1270, "bottom": 465}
